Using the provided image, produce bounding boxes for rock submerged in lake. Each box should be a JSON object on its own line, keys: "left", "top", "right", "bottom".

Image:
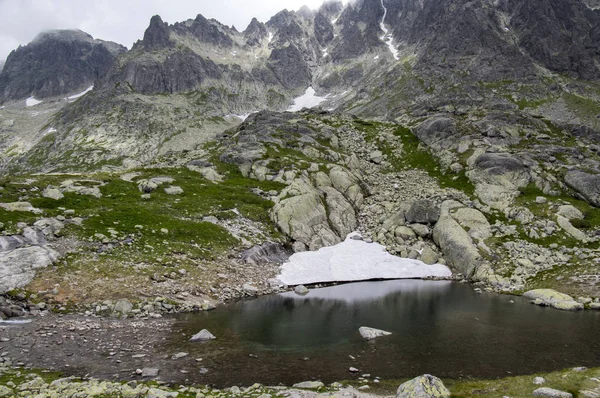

{"left": 396, "top": 374, "right": 450, "bottom": 398}
{"left": 523, "top": 289, "right": 583, "bottom": 311}
{"left": 189, "top": 329, "right": 216, "bottom": 341}
{"left": 359, "top": 326, "right": 392, "bottom": 340}
{"left": 533, "top": 387, "right": 573, "bottom": 398}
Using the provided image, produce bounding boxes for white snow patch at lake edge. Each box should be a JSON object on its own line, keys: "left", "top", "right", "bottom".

{"left": 287, "top": 87, "right": 330, "bottom": 112}
{"left": 277, "top": 232, "right": 452, "bottom": 286}
{"left": 66, "top": 86, "right": 93, "bottom": 100}
{"left": 26, "top": 97, "right": 42, "bottom": 107}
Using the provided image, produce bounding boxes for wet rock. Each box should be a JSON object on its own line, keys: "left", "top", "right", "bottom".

{"left": 533, "top": 387, "right": 573, "bottom": 398}
{"left": 524, "top": 289, "right": 584, "bottom": 311}
{"left": 190, "top": 329, "right": 216, "bottom": 341}
{"left": 359, "top": 326, "right": 392, "bottom": 340}
{"left": 396, "top": 374, "right": 451, "bottom": 398}
{"left": 294, "top": 285, "right": 309, "bottom": 295}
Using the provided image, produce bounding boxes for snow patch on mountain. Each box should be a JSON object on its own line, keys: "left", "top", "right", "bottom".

{"left": 277, "top": 232, "right": 452, "bottom": 285}
{"left": 287, "top": 87, "right": 329, "bottom": 112}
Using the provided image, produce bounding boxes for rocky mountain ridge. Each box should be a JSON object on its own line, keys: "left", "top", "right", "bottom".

{"left": 0, "top": 29, "right": 126, "bottom": 103}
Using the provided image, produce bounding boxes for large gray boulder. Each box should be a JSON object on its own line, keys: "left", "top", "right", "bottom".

{"left": 433, "top": 201, "right": 482, "bottom": 277}
{"left": 396, "top": 374, "right": 451, "bottom": 398}
{"left": 406, "top": 200, "right": 440, "bottom": 225}
{"left": 565, "top": 170, "right": 600, "bottom": 207}
{"left": 533, "top": 387, "right": 573, "bottom": 398}
{"left": 414, "top": 117, "right": 458, "bottom": 151}
{"left": 0, "top": 246, "right": 60, "bottom": 293}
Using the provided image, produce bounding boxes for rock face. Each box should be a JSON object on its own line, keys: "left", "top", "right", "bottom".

{"left": 396, "top": 374, "right": 451, "bottom": 398}
{"left": 524, "top": 289, "right": 584, "bottom": 311}
{"left": 241, "top": 242, "right": 291, "bottom": 265}
{"left": 565, "top": 170, "right": 600, "bottom": 207}
{"left": 0, "top": 30, "right": 126, "bottom": 103}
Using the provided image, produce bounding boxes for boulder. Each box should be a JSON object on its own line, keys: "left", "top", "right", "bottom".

{"left": 114, "top": 299, "right": 133, "bottom": 315}
{"left": 359, "top": 326, "right": 392, "bottom": 340}
{"left": 294, "top": 285, "right": 309, "bottom": 295}
{"left": 557, "top": 205, "right": 584, "bottom": 220}
{"left": 293, "top": 381, "right": 325, "bottom": 389}
{"left": 433, "top": 202, "right": 481, "bottom": 277}
{"left": 414, "top": 117, "right": 458, "bottom": 151}
{"left": 396, "top": 374, "right": 451, "bottom": 398}
{"left": 189, "top": 329, "right": 216, "bottom": 342}
{"left": 164, "top": 186, "right": 183, "bottom": 195}
{"left": 556, "top": 216, "right": 588, "bottom": 242}
{"left": 533, "top": 387, "right": 573, "bottom": 398}
{"left": 565, "top": 170, "right": 600, "bottom": 207}
{"left": 42, "top": 187, "right": 64, "bottom": 200}
{"left": 0, "top": 202, "right": 42, "bottom": 214}
{"left": 369, "top": 150, "right": 384, "bottom": 164}
{"left": 524, "top": 289, "right": 584, "bottom": 311}
{"left": 420, "top": 247, "right": 439, "bottom": 265}
{"left": 406, "top": 200, "right": 440, "bottom": 225}
{"left": 321, "top": 186, "right": 357, "bottom": 238}
{"left": 450, "top": 207, "right": 491, "bottom": 240}
{"left": 0, "top": 246, "right": 60, "bottom": 293}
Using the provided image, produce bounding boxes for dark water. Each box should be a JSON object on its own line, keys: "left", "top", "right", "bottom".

{"left": 167, "top": 280, "right": 600, "bottom": 387}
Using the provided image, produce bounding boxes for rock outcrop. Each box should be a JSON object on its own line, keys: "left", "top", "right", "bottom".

{"left": 0, "top": 30, "right": 126, "bottom": 103}
{"left": 396, "top": 374, "right": 451, "bottom": 398}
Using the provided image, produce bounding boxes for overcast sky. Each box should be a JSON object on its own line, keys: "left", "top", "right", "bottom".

{"left": 0, "top": 0, "right": 343, "bottom": 62}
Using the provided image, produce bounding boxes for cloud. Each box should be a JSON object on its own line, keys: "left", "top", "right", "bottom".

{"left": 0, "top": 0, "right": 341, "bottom": 62}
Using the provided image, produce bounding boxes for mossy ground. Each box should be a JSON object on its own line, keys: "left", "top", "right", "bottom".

{"left": 0, "top": 166, "right": 285, "bottom": 303}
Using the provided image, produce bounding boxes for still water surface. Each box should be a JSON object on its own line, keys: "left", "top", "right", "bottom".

{"left": 169, "top": 280, "right": 600, "bottom": 387}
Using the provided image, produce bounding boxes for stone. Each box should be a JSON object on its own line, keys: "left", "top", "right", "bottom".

{"left": 0, "top": 202, "right": 42, "bottom": 214}
{"left": 171, "top": 352, "right": 188, "bottom": 360}
{"left": 42, "top": 187, "right": 64, "bottom": 200}
{"left": 293, "top": 381, "right": 325, "bottom": 389}
{"left": 294, "top": 285, "right": 309, "bottom": 295}
{"left": 0, "top": 246, "right": 60, "bottom": 293}
{"left": 565, "top": 170, "right": 600, "bottom": 207}
{"left": 0, "top": 386, "right": 12, "bottom": 398}
{"left": 147, "top": 387, "right": 179, "bottom": 398}
{"left": 369, "top": 150, "right": 384, "bottom": 164}
{"left": 406, "top": 200, "right": 440, "bottom": 224}
{"left": 451, "top": 207, "right": 492, "bottom": 240}
{"left": 114, "top": 299, "right": 133, "bottom": 315}
{"left": 349, "top": 367, "right": 359, "bottom": 373}
{"left": 534, "top": 377, "right": 546, "bottom": 385}
{"left": 396, "top": 374, "right": 451, "bottom": 398}
{"left": 523, "top": 289, "right": 584, "bottom": 311}
{"left": 533, "top": 387, "right": 573, "bottom": 398}
{"left": 242, "top": 284, "right": 259, "bottom": 295}
{"left": 420, "top": 247, "right": 439, "bottom": 265}
{"left": 557, "top": 205, "right": 584, "bottom": 220}
{"left": 189, "top": 329, "right": 216, "bottom": 342}
{"left": 359, "top": 326, "right": 392, "bottom": 340}
{"left": 433, "top": 206, "right": 481, "bottom": 278}
{"left": 164, "top": 186, "right": 183, "bottom": 195}
{"left": 141, "top": 368, "right": 160, "bottom": 377}
{"left": 556, "top": 216, "right": 588, "bottom": 242}
{"left": 410, "top": 223, "right": 430, "bottom": 237}
{"left": 395, "top": 226, "right": 416, "bottom": 240}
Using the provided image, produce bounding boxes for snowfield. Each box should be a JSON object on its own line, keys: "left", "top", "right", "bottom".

{"left": 277, "top": 232, "right": 452, "bottom": 286}
{"left": 287, "top": 87, "right": 329, "bottom": 112}
{"left": 25, "top": 97, "right": 42, "bottom": 107}
{"left": 66, "top": 86, "right": 93, "bottom": 100}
